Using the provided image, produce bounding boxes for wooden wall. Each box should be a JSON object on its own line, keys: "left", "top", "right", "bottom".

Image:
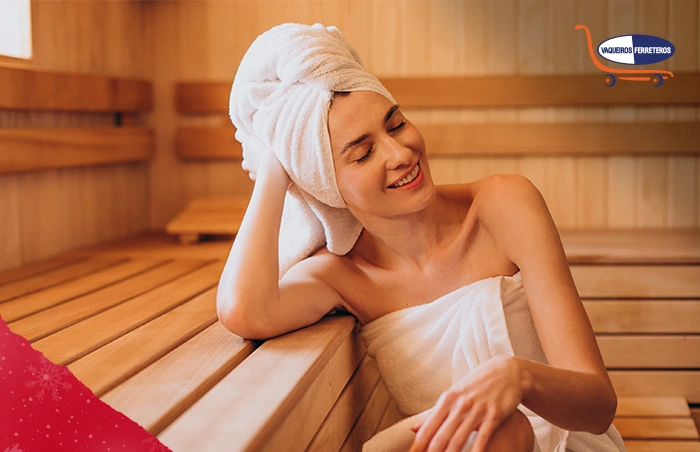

{"left": 2, "top": 0, "right": 698, "bottom": 271}
{"left": 148, "top": 0, "right": 700, "bottom": 230}
{"left": 0, "top": 1, "right": 150, "bottom": 271}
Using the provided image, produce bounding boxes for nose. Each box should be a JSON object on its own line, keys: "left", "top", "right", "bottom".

{"left": 381, "top": 135, "right": 413, "bottom": 170}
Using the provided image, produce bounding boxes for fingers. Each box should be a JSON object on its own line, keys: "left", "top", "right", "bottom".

{"left": 434, "top": 410, "right": 478, "bottom": 452}
{"left": 466, "top": 412, "right": 499, "bottom": 452}
{"left": 411, "top": 410, "right": 433, "bottom": 432}
{"left": 409, "top": 407, "right": 448, "bottom": 452}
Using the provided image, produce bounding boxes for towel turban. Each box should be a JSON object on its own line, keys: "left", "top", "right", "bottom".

{"left": 229, "top": 23, "right": 396, "bottom": 276}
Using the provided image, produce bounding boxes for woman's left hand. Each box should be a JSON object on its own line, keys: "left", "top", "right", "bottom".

{"left": 408, "top": 355, "right": 529, "bottom": 452}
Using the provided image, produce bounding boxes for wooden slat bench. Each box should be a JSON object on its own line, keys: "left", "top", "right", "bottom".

{"left": 1, "top": 230, "right": 699, "bottom": 451}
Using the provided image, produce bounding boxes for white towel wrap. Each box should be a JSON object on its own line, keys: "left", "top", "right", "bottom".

{"left": 229, "top": 23, "right": 396, "bottom": 276}
{"left": 359, "top": 272, "right": 626, "bottom": 452}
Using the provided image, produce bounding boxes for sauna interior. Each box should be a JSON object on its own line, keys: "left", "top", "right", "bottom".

{"left": 1, "top": 0, "right": 699, "bottom": 451}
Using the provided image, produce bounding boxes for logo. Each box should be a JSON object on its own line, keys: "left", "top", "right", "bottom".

{"left": 598, "top": 35, "right": 675, "bottom": 65}
{"left": 575, "top": 25, "right": 674, "bottom": 87}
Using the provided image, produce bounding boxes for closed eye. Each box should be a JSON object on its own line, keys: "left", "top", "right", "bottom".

{"left": 356, "top": 121, "right": 405, "bottom": 163}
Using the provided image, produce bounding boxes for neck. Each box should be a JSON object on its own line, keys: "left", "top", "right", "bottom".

{"left": 350, "top": 194, "right": 462, "bottom": 271}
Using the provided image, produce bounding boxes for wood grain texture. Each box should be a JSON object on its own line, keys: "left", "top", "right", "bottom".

{"left": 176, "top": 126, "right": 242, "bottom": 160}
{"left": 339, "top": 379, "right": 394, "bottom": 452}
{"left": 32, "top": 261, "right": 223, "bottom": 365}
{"left": 0, "top": 259, "right": 161, "bottom": 323}
{"left": 68, "top": 288, "right": 219, "bottom": 396}
{"left": 0, "top": 0, "right": 150, "bottom": 269}
{"left": 0, "top": 65, "right": 152, "bottom": 112}
{"left": 615, "top": 417, "right": 699, "bottom": 440}
{"left": 171, "top": 122, "right": 700, "bottom": 159}
{"left": 597, "top": 335, "right": 700, "bottom": 369}
{"left": 307, "top": 356, "right": 382, "bottom": 452}
{"left": 157, "top": 315, "right": 357, "bottom": 451}
{"left": 624, "top": 441, "right": 700, "bottom": 452}
{"left": 610, "top": 371, "right": 700, "bottom": 403}
{"left": 585, "top": 300, "right": 700, "bottom": 334}
{"left": 175, "top": 74, "right": 700, "bottom": 114}
{"left": 148, "top": 0, "right": 700, "bottom": 232}
{"left": 616, "top": 396, "right": 691, "bottom": 417}
{"left": 7, "top": 260, "right": 207, "bottom": 342}
{"left": 571, "top": 265, "right": 700, "bottom": 298}
{"left": 101, "top": 321, "right": 256, "bottom": 435}
{"left": 0, "top": 127, "right": 154, "bottom": 174}
{"left": 0, "top": 257, "right": 125, "bottom": 304}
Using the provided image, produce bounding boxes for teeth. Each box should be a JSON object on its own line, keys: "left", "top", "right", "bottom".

{"left": 391, "top": 164, "right": 419, "bottom": 188}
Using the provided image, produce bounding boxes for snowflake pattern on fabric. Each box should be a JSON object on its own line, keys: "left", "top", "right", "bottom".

{"left": 25, "top": 356, "right": 72, "bottom": 401}
{"left": 3, "top": 445, "right": 23, "bottom": 452}
{"left": 1, "top": 315, "right": 173, "bottom": 451}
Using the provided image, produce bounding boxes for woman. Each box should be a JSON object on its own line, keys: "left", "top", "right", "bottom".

{"left": 218, "top": 23, "right": 625, "bottom": 452}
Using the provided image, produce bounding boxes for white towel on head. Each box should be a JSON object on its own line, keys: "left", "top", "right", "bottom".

{"left": 229, "top": 22, "right": 396, "bottom": 276}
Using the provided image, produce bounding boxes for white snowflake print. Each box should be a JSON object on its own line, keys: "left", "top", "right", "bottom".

{"left": 25, "top": 355, "right": 72, "bottom": 401}
{"left": 140, "top": 435, "right": 170, "bottom": 452}
{"left": 3, "top": 444, "right": 23, "bottom": 452}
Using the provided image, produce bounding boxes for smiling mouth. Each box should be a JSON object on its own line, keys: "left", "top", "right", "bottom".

{"left": 388, "top": 163, "right": 420, "bottom": 188}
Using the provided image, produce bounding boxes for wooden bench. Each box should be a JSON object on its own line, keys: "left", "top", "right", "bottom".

{"left": 1, "top": 230, "right": 698, "bottom": 450}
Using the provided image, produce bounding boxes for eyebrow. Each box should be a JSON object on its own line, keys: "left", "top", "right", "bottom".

{"left": 339, "top": 104, "right": 400, "bottom": 155}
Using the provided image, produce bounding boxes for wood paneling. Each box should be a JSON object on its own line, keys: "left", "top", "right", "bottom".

{"left": 153, "top": 0, "right": 700, "bottom": 232}
{"left": 0, "top": 127, "right": 154, "bottom": 174}
{"left": 0, "top": 65, "right": 152, "bottom": 112}
{"left": 0, "top": 0, "right": 150, "bottom": 271}
{"left": 176, "top": 75, "right": 700, "bottom": 113}
{"left": 174, "top": 122, "right": 700, "bottom": 160}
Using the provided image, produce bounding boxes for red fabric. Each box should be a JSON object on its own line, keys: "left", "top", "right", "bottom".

{"left": 1, "top": 315, "right": 171, "bottom": 452}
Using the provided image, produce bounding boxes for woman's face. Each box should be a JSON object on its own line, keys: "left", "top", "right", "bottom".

{"left": 328, "top": 91, "right": 436, "bottom": 218}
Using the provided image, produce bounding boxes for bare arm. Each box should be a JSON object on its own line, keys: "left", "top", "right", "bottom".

{"left": 216, "top": 154, "right": 343, "bottom": 340}
{"left": 480, "top": 174, "right": 616, "bottom": 434}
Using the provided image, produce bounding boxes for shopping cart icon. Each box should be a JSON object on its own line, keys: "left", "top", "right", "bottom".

{"left": 575, "top": 24, "right": 673, "bottom": 87}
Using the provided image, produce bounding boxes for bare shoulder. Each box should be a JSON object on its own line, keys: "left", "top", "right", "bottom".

{"left": 468, "top": 174, "right": 557, "bottom": 264}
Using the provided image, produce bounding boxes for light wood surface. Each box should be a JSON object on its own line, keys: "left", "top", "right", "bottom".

{"left": 3, "top": 232, "right": 700, "bottom": 450}
{"left": 31, "top": 261, "right": 224, "bottom": 365}
{"left": 0, "top": 127, "right": 154, "bottom": 174}
{"left": 0, "top": 257, "right": 125, "bottom": 303}
{"left": 0, "top": 0, "right": 150, "bottom": 270}
{"left": 0, "top": 64, "right": 152, "bottom": 112}
{"left": 101, "top": 322, "right": 256, "bottom": 435}
{"left": 0, "top": 260, "right": 160, "bottom": 322}
{"left": 165, "top": 196, "right": 249, "bottom": 242}
{"left": 571, "top": 265, "right": 700, "bottom": 298}
{"left": 584, "top": 300, "right": 700, "bottom": 334}
{"left": 615, "top": 417, "right": 700, "bottom": 440}
{"left": 175, "top": 74, "right": 700, "bottom": 113}
{"left": 157, "top": 315, "right": 357, "bottom": 451}
{"left": 339, "top": 379, "right": 394, "bottom": 452}
{"left": 0, "top": 254, "right": 86, "bottom": 286}
{"left": 67, "top": 288, "right": 219, "bottom": 396}
{"left": 625, "top": 441, "right": 700, "bottom": 452}
{"left": 7, "top": 260, "right": 207, "bottom": 342}
{"left": 598, "top": 336, "right": 700, "bottom": 369}
{"left": 617, "top": 397, "right": 691, "bottom": 417}
{"left": 307, "top": 356, "right": 382, "bottom": 452}
{"left": 173, "top": 122, "right": 700, "bottom": 160}
{"left": 611, "top": 371, "right": 700, "bottom": 404}
{"left": 148, "top": 1, "right": 700, "bottom": 234}
{"left": 176, "top": 126, "right": 243, "bottom": 160}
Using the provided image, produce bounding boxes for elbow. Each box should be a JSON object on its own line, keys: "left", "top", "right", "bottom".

{"left": 216, "top": 288, "right": 270, "bottom": 340}
{"left": 590, "top": 383, "right": 617, "bottom": 435}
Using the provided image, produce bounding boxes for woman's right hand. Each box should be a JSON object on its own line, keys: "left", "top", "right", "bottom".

{"left": 242, "top": 143, "right": 290, "bottom": 187}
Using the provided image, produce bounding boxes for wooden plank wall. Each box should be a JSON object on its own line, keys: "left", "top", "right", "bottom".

{"left": 146, "top": 0, "right": 700, "bottom": 230}
{"left": 0, "top": 1, "right": 151, "bottom": 271}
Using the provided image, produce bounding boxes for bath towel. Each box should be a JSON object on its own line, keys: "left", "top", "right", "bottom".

{"left": 359, "top": 272, "right": 626, "bottom": 452}
{"left": 229, "top": 23, "right": 396, "bottom": 276}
